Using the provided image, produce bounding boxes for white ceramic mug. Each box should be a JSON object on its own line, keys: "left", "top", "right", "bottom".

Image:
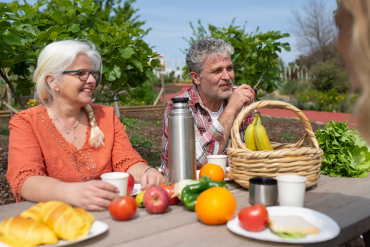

{"left": 206, "top": 155, "right": 227, "bottom": 175}
{"left": 100, "top": 172, "right": 129, "bottom": 197}
{"left": 276, "top": 175, "right": 307, "bottom": 207}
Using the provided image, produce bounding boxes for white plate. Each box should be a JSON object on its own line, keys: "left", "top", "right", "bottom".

{"left": 196, "top": 168, "right": 233, "bottom": 181}
{"left": 130, "top": 183, "right": 141, "bottom": 196}
{"left": 0, "top": 220, "right": 108, "bottom": 247}
{"left": 227, "top": 206, "right": 340, "bottom": 244}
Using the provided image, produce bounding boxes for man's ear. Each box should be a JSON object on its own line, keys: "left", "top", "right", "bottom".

{"left": 190, "top": 71, "right": 201, "bottom": 86}
{"left": 46, "top": 75, "right": 59, "bottom": 92}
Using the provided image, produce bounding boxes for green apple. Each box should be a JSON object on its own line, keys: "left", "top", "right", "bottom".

{"left": 135, "top": 190, "right": 146, "bottom": 208}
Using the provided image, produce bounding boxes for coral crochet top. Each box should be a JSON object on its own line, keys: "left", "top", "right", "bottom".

{"left": 6, "top": 104, "right": 147, "bottom": 202}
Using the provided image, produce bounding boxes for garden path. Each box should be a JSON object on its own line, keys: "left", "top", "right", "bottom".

{"left": 163, "top": 83, "right": 357, "bottom": 127}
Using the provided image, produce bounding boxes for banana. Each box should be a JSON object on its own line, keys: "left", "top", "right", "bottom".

{"left": 254, "top": 115, "right": 274, "bottom": 151}
{"left": 245, "top": 114, "right": 258, "bottom": 151}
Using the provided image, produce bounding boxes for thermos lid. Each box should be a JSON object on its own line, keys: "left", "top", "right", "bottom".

{"left": 172, "top": 97, "right": 189, "bottom": 103}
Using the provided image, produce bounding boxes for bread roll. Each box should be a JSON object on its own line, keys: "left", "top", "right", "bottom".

{"left": 0, "top": 216, "right": 58, "bottom": 247}
{"left": 20, "top": 202, "right": 44, "bottom": 221}
{"left": 39, "top": 201, "right": 95, "bottom": 240}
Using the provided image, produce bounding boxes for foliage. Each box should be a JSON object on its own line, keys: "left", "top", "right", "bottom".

{"left": 281, "top": 134, "right": 297, "bottom": 140}
{"left": 315, "top": 121, "right": 370, "bottom": 178}
{"left": 182, "top": 19, "right": 291, "bottom": 99}
{"left": 295, "top": 89, "right": 359, "bottom": 112}
{"left": 310, "top": 59, "right": 350, "bottom": 93}
{"left": 121, "top": 117, "right": 152, "bottom": 148}
{"left": 280, "top": 80, "right": 313, "bottom": 96}
{"left": 0, "top": 0, "right": 161, "bottom": 109}
{"left": 0, "top": 126, "right": 9, "bottom": 135}
{"left": 119, "top": 81, "right": 157, "bottom": 106}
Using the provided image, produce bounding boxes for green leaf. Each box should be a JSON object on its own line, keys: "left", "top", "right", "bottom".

{"left": 80, "top": 0, "right": 93, "bottom": 7}
{"left": 119, "top": 47, "right": 134, "bottom": 59}
{"left": 113, "top": 65, "right": 122, "bottom": 79}
{"left": 97, "top": 24, "right": 109, "bottom": 33}
{"left": 18, "top": 3, "right": 34, "bottom": 15}
{"left": 69, "top": 24, "right": 80, "bottom": 33}
{"left": 3, "top": 34, "right": 22, "bottom": 45}
{"left": 131, "top": 59, "right": 143, "bottom": 72}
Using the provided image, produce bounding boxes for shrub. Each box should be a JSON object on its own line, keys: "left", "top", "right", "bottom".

{"left": 120, "top": 81, "right": 157, "bottom": 106}
{"left": 310, "top": 59, "right": 350, "bottom": 93}
{"left": 280, "top": 80, "right": 313, "bottom": 96}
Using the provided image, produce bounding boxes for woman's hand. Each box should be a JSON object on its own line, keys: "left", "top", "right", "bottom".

{"left": 140, "top": 168, "right": 166, "bottom": 190}
{"left": 67, "top": 180, "right": 119, "bottom": 211}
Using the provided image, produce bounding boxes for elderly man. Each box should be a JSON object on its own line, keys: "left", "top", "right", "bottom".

{"left": 161, "top": 37, "right": 255, "bottom": 173}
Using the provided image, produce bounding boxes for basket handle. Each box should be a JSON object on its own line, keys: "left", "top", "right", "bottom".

{"left": 230, "top": 100, "right": 320, "bottom": 151}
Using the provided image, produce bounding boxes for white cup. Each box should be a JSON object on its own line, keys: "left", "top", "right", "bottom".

{"left": 206, "top": 155, "right": 227, "bottom": 175}
{"left": 276, "top": 175, "right": 307, "bottom": 207}
{"left": 100, "top": 172, "right": 129, "bottom": 197}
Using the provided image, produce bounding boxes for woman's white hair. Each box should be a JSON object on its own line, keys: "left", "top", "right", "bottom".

{"left": 33, "top": 40, "right": 105, "bottom": 148}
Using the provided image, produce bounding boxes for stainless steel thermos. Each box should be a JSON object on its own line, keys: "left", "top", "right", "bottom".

{"left": 167, "top": 97, "right": 196, "bottom": 182}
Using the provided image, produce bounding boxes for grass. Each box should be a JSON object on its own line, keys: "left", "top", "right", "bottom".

{"left": 141, "top": 152, "right": 161, "bottom": 167}
{"left": 130, "top": 134, "right": 153, "bottom": 148}
{"left": 281, "top": 134, "right": 297, "bottom": 140}
{"left": 0, "top": 126, "right": 9, "bottom": 135}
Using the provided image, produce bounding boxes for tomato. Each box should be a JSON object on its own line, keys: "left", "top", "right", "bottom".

{"left": 238, "top": 204, "right": 268, "bottom": 232}
{"left": 109, "top": 196, "right": 137, "bottom": 221}
{"left": 159, "top": 182, "right": 179, "bottom": 205}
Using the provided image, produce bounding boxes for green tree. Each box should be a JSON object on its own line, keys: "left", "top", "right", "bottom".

{"left": 182, "top": 19, "right": 291, "bottom": 98}
{"left": 0, "top": 0, "right": 160, "bottom": 109}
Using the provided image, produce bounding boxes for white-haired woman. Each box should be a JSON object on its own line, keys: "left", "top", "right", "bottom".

{"left": 6, "top": 40, "right": 165, "bottom": 211}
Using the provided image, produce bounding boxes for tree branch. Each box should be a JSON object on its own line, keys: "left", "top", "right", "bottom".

{"left": 0, "top": 69, "right": 26, "bottom": 109}
{"left": 109, "top": 76, "right": 133, "bottom": 101}
{"left": 0, "top": 95, "right": 18, "bottom": 114}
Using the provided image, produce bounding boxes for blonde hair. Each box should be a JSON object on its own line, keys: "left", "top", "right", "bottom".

{"left": 341, "top": 0, "right": 370, "bottom": 143}
{"left": 33, "top": 40, "right": 105, "bottom": 148}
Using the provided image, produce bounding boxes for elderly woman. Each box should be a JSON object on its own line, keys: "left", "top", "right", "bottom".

{"left": 335, "top": 1, "right": 370, "bottom": 143}
{"left": 6, "top": 40, "right": 165, "bottom": 211}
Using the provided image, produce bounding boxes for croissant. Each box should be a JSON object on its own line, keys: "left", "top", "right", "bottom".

{"left": 0, "top": 216, "right": 58, "bottom": 247}
{"left": 38, "top": 201, "right": 95, "bottom": 240}
{"left": 19, "top": 202, "right": 45, "bottom": 221}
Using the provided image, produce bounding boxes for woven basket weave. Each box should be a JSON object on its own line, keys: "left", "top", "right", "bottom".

{"left": 227, "top": 100, "right": 323, "bottom": 189}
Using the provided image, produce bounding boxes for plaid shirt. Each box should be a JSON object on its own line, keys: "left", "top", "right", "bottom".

{"left": 161, "top": 85, "right": 254, "bottom": 175}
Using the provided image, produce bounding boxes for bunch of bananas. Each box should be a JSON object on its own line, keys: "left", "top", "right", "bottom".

{"left": 245, "top": 114, "right": 273, "bottom": 151}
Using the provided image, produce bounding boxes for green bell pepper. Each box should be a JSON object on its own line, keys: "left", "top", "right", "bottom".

{"left": 180, "top": 176, "right": 227, "bottom": 211}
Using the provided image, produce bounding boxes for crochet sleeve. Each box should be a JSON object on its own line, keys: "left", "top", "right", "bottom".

{"left": 111, "top": 112, "right": 147, "bottom": 172}
{"left": 6, "top": 113, "right": 47, "bottom": 202}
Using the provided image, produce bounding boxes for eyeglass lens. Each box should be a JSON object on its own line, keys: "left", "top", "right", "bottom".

{"left": 78, "top": 69, "right": 100, "bottom": 81}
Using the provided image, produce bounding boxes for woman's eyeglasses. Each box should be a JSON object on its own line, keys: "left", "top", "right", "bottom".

{"left": 62, "top": 69, "right": 101, "bottom": 83}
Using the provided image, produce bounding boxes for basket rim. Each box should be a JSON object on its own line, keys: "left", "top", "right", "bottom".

{"left": 229, "top": 100, "right": 320, "bottom": 152}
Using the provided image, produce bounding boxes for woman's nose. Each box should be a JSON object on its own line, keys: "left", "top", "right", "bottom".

{"left": 86, "top": 74, "right": 96, "bottom": 84}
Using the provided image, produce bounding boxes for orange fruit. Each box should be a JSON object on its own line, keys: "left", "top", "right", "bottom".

{"left": 195, "top": 187, "right": 236, "bottom": 225}
{"left": 199, "top": 163, "right": 224, "bottom": 181}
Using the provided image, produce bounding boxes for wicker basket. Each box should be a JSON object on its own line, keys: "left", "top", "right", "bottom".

{"left": 227, "top": 100, "right": 323, "bottom": 189}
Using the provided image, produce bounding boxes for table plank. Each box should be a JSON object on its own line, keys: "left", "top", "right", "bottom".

{"left": 1, "top": 175, "right": 370, "bottom": 247}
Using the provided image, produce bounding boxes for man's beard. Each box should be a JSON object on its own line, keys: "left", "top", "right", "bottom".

{"left": 199, "top": 78, "right": 234, "bottom": 100}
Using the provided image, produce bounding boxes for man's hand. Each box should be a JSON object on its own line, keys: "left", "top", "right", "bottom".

{"left": 225, "top": 84, "right": 255, "bottom": 116}
{"left": 67, "top": 180, "right": 119, "bottom": 211}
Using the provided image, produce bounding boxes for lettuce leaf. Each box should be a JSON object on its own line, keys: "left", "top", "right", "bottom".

{"left": 271, "top": 230, "right": 306, "bottom": 239}
{"left": 315, "top": 121, "right": 370, "bottom": 178}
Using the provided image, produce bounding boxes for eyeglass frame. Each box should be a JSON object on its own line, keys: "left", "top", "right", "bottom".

{"left": 62, "top": 69, "right": 101, "bottom": 87}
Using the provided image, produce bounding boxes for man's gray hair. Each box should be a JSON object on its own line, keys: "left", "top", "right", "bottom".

{"left": 186, "top": 37, "right": 234, "bottom": 75}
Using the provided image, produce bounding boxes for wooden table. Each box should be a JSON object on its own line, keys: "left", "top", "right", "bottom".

{"left": 1, "top": 175, "right": 370, "bottom": 247}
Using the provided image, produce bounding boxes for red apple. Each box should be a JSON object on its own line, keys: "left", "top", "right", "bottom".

{"left": 159, "top": 182, "right": 179, "bottom": 205}
{"left": 127, "top": 173, "right": 135, "bottom": 195}
{"left": 143, "top": 186, "right": 170, "bottom": 214}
